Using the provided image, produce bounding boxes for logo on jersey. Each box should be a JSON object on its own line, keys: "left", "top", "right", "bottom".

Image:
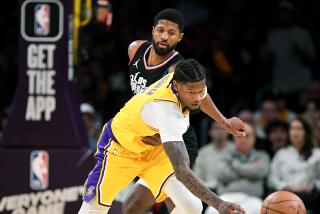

{"left": 86, "top": 186, "right": 95, "bottom": 197}
{"left": 34, "top": 4, "right": 50, "bottom": 36}
{"left": 30, "top": 150, "right": 49, "bottom": 190}
{"left": 130, "top": 72, "right": 147, "bottom": 94}
{"left": 133, "top": 59, "right": 140, "bottom": 69}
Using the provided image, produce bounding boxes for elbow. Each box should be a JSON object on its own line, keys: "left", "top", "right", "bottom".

{"left": 174, "top": 164, "right": 190, "bottom": 182}
{"left": 175, "top": 172, "right": 184, "bottom": 182}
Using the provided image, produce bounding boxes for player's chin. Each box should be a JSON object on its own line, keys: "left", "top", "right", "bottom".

{"left": 155, "top": 48, "right": 170, "bottom": 56}
{"left": 190, "top": 108, "right": 201, "bottom": 115}
{"left": 189, "top": 104, "right": 201, "bottom": 112}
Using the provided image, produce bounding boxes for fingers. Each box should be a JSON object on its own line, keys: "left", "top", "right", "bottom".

{"left": 239, "top": 121, "right": 248, "bottom": 131}
{"left": 227, "top": 117, "right": 250, "bottom": 137}
{"left": 238, "top": 122, "right": 248, "bottom": 137}
{"left": 227, "top": 203, "right": 245, "bottom": 214}
{"left": 233, "top": 130, "right": 246, "bottom": 137}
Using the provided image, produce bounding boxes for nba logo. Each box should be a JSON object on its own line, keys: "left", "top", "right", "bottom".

{"left": 34, "top": 4, "right": 50, "bottom": 36}
{"left": 30, "top": 150, "right": 49, "bottom": 190}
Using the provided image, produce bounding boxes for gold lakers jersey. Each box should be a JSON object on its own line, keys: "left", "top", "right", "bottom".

{"left": 111, "top": 72, "right": 189, "bottom": 154}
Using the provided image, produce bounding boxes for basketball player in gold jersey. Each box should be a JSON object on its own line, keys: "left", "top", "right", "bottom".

{"left": 78, "top": 59, "right": 246, "bottom": 214}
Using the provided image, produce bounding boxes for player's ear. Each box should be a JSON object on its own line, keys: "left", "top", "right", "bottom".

{"left": 178, "top": 32, "right": 184, "bottom": 42}
{"left": 173, "top": 80, "right": 179, "bottom": 91}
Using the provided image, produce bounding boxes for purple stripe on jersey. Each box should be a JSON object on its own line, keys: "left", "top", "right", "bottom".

{"left": 83, "top": 119, "right": 116, "bottom": 204}
{"left": 95, "top": 119, "right": 117, "bottom": 159}
{"left": 171, "top": 83, "right": 177, "bottom": 94}
{"left": 97, "top": 140, "right": 112, "bottom": 207}
{"left": 155, "top": 172, "right": 175, "bottom": 200}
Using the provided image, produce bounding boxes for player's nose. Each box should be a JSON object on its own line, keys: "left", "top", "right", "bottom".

{"left": 161, "top": 31, "right": 169, "bottom": 40}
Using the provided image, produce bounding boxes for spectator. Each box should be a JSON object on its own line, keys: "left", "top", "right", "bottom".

{"left": 193, "top": 121, "right": 233, "bottom": 191}
{"left": 268, "top": 117, "right": 320, "bottom": 213}
{"left": 313, "top": 117, "right": 320, "bottom": 146}
{"left": 301, "top": 100, "right": 320, "bottom": 147}
{"left": 237, "top": 108, "right": 254, "bottom": 125}
{"left": 260, "top": 0, "right": 316, "bottom": 111}
{"left": 300, "top": 81, "right": 320, "bottom": 107}
{"left": 264, "top": 120, "right": 289, "bottom": 159}
{"left": 272, "top": 91, "right": 297, "bottom": 122}
{"left": 206, "top": 124, "right": 269, "bottom": 214}
{"left": 301, "top": 101, "right": 320, "bottom": 126}
{"left": 80, "top": 102, "right": 100, "bottom": 149}
{"left": 254, "top": 97, "right": 280, "bottom": 139}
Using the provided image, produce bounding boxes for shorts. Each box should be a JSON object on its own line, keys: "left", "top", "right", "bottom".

{"left": 82, "top": 120, "right": 174, "bottom": 207}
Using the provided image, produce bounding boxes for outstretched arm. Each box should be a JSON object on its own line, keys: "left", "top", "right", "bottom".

{"left": 163, "top": 141, "right": 245, "bottom": 214}
{"left": 168, "top": 64, "right": 247, "bottom": 136}
{"left": 200, "top": 94, "right": 247, "bottom": 136}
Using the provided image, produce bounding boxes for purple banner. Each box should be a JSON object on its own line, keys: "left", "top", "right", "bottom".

{"left": 2, "top": 0, "right": 87, "bottom": 148}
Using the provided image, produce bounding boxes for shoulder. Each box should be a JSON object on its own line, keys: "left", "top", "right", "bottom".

{"left": 255, "top": 150, "right": 270, "bottom": 159}
{"left": 273, "top": 146, "right": 291, "bottom": 159}
{"left": 167, "top": 64, "right": 177, "bottom": 73}
{"left": 167, "top": 55, "right": 184, "bottom": 73}
{"left": 312, "top": 148, "right": 320, "bottom": 157}
{"left": 128, "top": 40, "right": 147, "bottom": 59}
{"left": 128, "top": 40, "right": 147, "bottom": 49}
{"left": 198, "top": 144, "right": 212, "bottom": 154}
{"left": 143, "top": 101, "right": 180, "bottom": 116}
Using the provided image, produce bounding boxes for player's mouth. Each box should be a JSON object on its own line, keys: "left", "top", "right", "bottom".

{"left": 191, "top": 103, "right": 200, "bottom": 108}
{"left": 158, "top": 42, "right": 169, "bottom": 49}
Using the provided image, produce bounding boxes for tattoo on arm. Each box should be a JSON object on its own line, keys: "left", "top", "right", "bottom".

{"left": 163, "top": 141, "right": 222, "bottom": 208}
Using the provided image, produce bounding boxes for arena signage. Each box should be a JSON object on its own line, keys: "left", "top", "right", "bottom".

{"left": 0, "top": 186, "right": 83, "bottom": 214}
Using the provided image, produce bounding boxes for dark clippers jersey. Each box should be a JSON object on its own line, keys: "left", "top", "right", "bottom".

{"left": 128, "top": 41, "right": 184, "bottom": 95}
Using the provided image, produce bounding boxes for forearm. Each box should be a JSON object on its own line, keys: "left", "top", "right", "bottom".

{"left": 200, "top": 94, "right": 227, "bottom": 124}
{"left": 201, "top": 94, "right": 247, "bottom": 137}
{"left": 175, "top": 166, "right": 222, "bottom": 208}
{"left": 163, "top": 141, "right": 223, "bottom": 209}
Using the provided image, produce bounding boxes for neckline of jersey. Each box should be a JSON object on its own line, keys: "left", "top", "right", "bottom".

{"left": 143, "top": 45, "right": 179, "bottom": 70}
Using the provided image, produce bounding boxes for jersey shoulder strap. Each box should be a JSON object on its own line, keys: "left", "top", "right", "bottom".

{"left": 129, "top": 41, "right": 151, "bottom": 66}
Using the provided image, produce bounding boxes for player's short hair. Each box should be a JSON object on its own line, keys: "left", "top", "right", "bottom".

{"left": 173, "top": 59, "right": 206, "bottom": 83}
{"left": 154, "top": 8, "right": 185, "bottom": 32}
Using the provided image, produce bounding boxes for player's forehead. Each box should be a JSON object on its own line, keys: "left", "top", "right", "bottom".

{"left": 183, "top": 79, "right": 206, "bottom": 90}
{"left": 154, "top": 20, "right": 180, "bottom": 31}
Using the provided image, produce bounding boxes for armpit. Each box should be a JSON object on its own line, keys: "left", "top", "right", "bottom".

{"left": 141, "top": 133, "right": 161, "bottom": 146}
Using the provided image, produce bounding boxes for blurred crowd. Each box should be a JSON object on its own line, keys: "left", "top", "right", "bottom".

{"left": 1, "top": 0, "right": 320, "bottom": 213}
{"left": 74, "top": 0, "right": 320, "bottom": 127}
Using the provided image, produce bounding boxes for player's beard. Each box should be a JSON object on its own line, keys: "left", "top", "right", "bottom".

{"left": 189, "top": 108, "right": 201, "bottom": 115}
{"left": 152, "top": 40, "right": 177, "bottom": 56}
{"left": 177, "top": 95, "right": 201, "bottom": 115}
{"left": 183, "top": 103, "right": 201, "bottom": 115}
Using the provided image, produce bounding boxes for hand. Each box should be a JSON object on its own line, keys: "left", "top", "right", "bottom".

{"left": 220, "top": 117, "right": 248, "bottom": 137}
{"left": 218, "top": 201, "right": 246, "bottom": 214}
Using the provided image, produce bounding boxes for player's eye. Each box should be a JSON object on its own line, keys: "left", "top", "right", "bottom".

{"left": 168, "top": 31, "right": 176, "bottom": 36}
{"left": 157, "top": 28, "right": 164, "bottom": 33}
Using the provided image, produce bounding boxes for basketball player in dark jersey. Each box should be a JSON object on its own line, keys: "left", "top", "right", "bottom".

{"left": 123, "top": 8, "right": 247, "bottom": 213}
{"left": 128, "top": 40, "right": 183, "bottom": 95}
